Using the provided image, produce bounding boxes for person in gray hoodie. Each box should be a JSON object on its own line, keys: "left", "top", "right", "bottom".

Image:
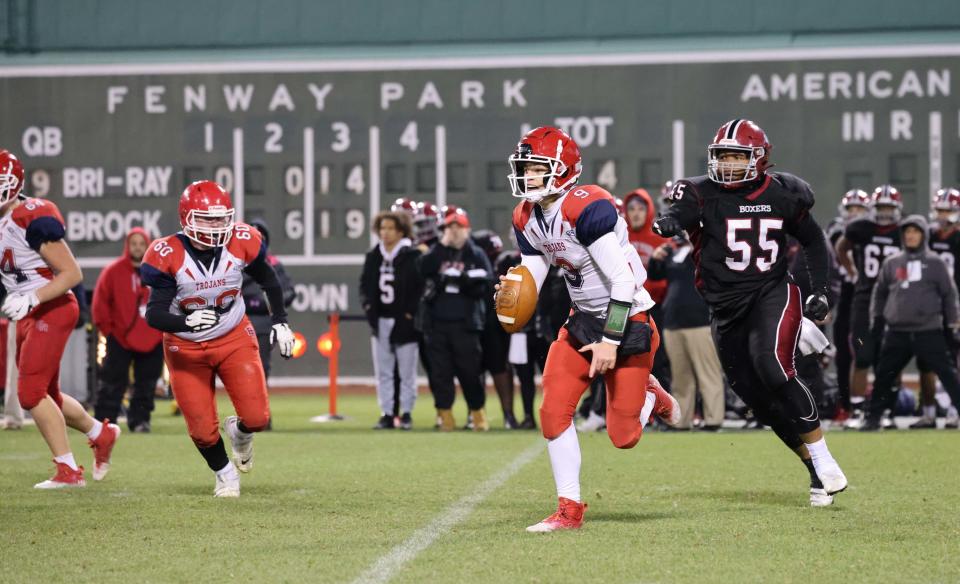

{"left": 863, "top": 214, "right": 960, "bottom": 430}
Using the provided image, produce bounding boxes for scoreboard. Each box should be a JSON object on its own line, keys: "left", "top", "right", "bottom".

{"left": 1, "top": 43, "right": 957, "bottom": 380}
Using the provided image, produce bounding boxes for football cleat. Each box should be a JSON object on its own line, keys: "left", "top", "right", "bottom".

{"left": 813, "top": 459, "right": 848, "bottom": 495}
{"left": 526, "top": 497, "right": 587, "bottom": 533}
{"left": 373, "top": 414, "right": 395, "bottom": 430}
{"left": 649, "top": 377, "right": 681, "bottom": 427}
{"left": 576, "top": 411, "right": 606, "bottom": 432}
{"left": 89, "top": 420, "right": 121, "bottom": 481}
{"left": 34, "top": 461, "right": 86, "bottom": 489}
{"left": 809, "top": 487, "right": 834, "bottom": 507}
{"left": 908, "top": 416, "right": 936, "bottom": 429}
{"left": 398, "top": 413, "right": 413, "bottom": 431}
{"left": 224, "top": 416, "right": 254, "bottom": 473}
{"left": 214, "top": 464, "right": 240, "bottom": 498}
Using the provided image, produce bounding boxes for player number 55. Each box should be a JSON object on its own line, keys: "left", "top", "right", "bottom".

{"left": 725, "top": 218, "right": 783, "bottom": 272}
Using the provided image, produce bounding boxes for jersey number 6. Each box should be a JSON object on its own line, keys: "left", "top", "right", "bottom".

{"left": 179, "top": 289, "right": 241, "bottom": 313}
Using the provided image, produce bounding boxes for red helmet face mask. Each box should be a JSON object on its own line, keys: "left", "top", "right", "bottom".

{"left": 179, "top": 180, "right": 235, "bottom": 248}
{"left": 870, "top": 184, "right": 903, "bottom": 226}
{"left": 508, "top": 126, "right": 582, "bottom": 203}
{"left": 932, "top": 187, "right": 960, "bottom": 224}
{"left": 707, "top": 119, "right": 772, "bottom": 187}
{"left": 839, "top": 189, "right": 871, "bottom": 221}
{"left": 0, "top": 150, "right": 25, "bottom": 205}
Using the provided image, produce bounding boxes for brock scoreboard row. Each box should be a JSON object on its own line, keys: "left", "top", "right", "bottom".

{"left": 1, "top": 45, "right": 958, "bottom": 379}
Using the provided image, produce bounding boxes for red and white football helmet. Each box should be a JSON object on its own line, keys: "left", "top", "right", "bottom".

{"left": 707, "top": 119, "right": 772, "bottom": 187}
{"left": 870, "top": 184, "right": 903, "bottom": 225}
{"left": 508, "top": 126, "right": 582, "bottom": 203}
{"left": 0, "top": 150, "right": 25, "bottom": 205}
{"left": 932, "top": 187, "right": 960, "bottom": 224}
{"left": 413, "top": 201, "right": 439, "bottom": 245}
{"left": 179, "top": 180, "right": 235, "bottom": 248}
{"left": 839, "top": 189, "right": 870, "bottom": 219}
{"left": 390, "top": 197, "right": 417, "bottom": 216}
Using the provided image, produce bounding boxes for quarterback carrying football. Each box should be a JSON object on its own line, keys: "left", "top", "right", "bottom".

{"left": 141, "top": 181, "right": 295, "bottom": 497}
{"left": 501, "top": 127, "right": 680, "bottom": 532}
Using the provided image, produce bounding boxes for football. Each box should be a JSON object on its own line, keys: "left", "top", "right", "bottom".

{"left": 496, "top": 265, "right": 538, "bottom": 333}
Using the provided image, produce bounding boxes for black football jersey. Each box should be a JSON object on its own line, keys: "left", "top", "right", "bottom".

{"left": 663, "top": 172, "right": 826, "bottom": 321}
{"left": 843, "top": 217, "right": 901, "bottom": 296}
{"left": 928, "top": 222, "right": 960, "bottom": 291}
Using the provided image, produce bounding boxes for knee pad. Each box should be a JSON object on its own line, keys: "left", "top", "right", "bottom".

{"left": 776, "top": 377, "right": 820, "bottom": 434}
{"left": 18, "top": 390, "right": 43, "bottom": 411}
{"left": 605, "top": 408, "right": 642, "bottom": 449}
{"left": 539, "top": 405, "right": 573, "bottom": 441}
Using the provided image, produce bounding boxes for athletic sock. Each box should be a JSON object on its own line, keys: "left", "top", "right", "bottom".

{"left": 639, "top": 390, "right": 656, "bottom": 430}
{"left": 805, "top": 437, "right": 834, "bottom": 465}
{"left": 54, "top": 453, "right": 79, "bottom": 471}
{"left": 215, "top": 461, "right": 238, "bottom": 477}
{"left": 197, "top": 437, "right": 230, "bottom": 472}
{"left": 86, "top": 420, "right": 104, "bottom": 440}
{"left": 802, "top": 457, "right": 823, "bottom": 489}
{"left": 547, "top": 424, "right": 581, "bottom": 503}
{"left": 923, "top": 405, "right": 936, "bottom": 419}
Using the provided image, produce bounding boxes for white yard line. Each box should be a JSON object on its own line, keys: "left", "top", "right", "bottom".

{"left": 350, "top": 440, "right": 544, "bottom": 584}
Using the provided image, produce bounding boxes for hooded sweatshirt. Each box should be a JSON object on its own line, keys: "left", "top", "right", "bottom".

{"left": 623, "top": 188, "right": 668, "bottom": 304}
{"left": 870, "top": 214, "right": 959, "bottom": 332}
{"left": 92, "top": 227, "right": 162, "bottom": 353}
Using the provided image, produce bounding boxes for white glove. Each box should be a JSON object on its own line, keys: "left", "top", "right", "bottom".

{"left": 270, "top": 322, "right": 295, "bottom": 359}
{"left": 184, "top": 309, "right": 218, "bottom": 332}
{"left": 2, "top": 291, "right": 39, "bottom": 321}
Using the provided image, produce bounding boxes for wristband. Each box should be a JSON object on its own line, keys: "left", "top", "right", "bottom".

{"left": 602, "top": 299, "right": 632, "bottom": 344}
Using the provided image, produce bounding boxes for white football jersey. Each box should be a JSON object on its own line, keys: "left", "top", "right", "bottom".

{"left": 141, "top": 223, "right": 263, "bottom": 342}
{"left": 513, "top": 184, "right": 654, "bottom": 317}
{"left": 0, "top": 197, "right": 68, "bottom": 295}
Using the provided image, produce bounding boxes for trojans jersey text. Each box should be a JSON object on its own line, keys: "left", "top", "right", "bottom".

{"left": 141, "top": 223, "right": 264, "bottom": 342}
{"left": 0, "top": 197, "right": 67, "bottom": 295}
{"left": 513, "top": 184, "right": 654, "bottom": 317}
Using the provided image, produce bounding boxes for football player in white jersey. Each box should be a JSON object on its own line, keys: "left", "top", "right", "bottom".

{"left": 140, "top": 181, "right": 295, "bottom": 497}
{"left": 0, "top": 150, "right": 120, "bottom": 489}
{"left": 500, "top": 128, "right": 680, "bottom": 532}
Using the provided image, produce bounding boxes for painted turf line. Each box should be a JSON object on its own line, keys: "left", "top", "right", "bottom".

{"left": 351, "top": 440, "right": 545, "bottom": 584}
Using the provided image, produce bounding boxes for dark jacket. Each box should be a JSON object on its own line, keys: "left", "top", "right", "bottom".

{"left": 418, "top": 239, "right": 492, "bottom": 333}
{"left": 359, "top": 239, "right": 423, "bottom": 345}
{"left": 242, "top": 220, "right": 295, "bottom": 335}
{"left": 871, "top": 215, "right": 960, "bottom": 332}
{"left": 646, "top": 237, "right": 711, "bottom": 330}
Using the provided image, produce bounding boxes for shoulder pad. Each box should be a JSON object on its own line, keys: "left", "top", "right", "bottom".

{"left": 560, "top": 185, "right": 615, "bottom": 225}
{"left": 11, "top": 198, "right": 64, "bottom": 230}
{"left": 772, "top": 172, "right": 815, "bottom": 207}
{"left": 512, "top": 201, "right": 534, "bottom": 231}
{"left": 142, "top": 235, "right": 185, "bottom": 276}
{"left": 227, "top": 222, "right": 265, "bottom": 264}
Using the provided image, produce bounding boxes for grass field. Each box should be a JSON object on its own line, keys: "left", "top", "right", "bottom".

{"left": 2, "top": 392, "right": 959, "bottom": 584}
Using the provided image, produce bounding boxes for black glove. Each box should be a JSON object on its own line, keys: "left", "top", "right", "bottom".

{"left": 803, "top": 293, "right": 830, "bottom": 321}
{"left": 652, "top": 216, "right": 681, "bottom": 238}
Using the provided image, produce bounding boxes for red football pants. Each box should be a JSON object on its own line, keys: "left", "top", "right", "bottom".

{"left": 17, "top": 294, "right": 78, "bottom": 410}
{"left": 540, "top": 312, "right": 660, "bottom": 449}
{"left": 163, "top": 318, "right": 270, "bottom": 448}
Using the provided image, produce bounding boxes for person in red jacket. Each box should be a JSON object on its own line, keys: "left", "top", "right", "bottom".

{"left": 92, "top": 227, "right": 163, "bottom": 432}
{"left": 622, "top": 188, "right": 672, "bottom": 392}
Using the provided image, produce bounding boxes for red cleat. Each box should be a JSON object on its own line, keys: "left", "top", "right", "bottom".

{"left": 89, "top": 420, "right": 121, "bottom": 481}
{"left": 648, "top": 375, "right": 682, "bottom": 427}
{"left": 526, "top": 497, "right": 587, "bottom": 532}
{"left": 34, "top": 461, "right": 86, "bottom": 489}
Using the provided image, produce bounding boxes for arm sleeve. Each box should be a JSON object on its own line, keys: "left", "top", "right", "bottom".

{"left": 145, "top": 285, "right": 191, "bottom": 333}
{"left": 662, "top": 181, "right": 701, "bottom": 231}
{"left": 574, "top": 200, "right": 618, "bottom": 246}
{"left": 790, "top": 213, "right": 830, "bottom": 294}
{"left": 243, "top": 253, "right": 288, "bottom": 325}
{"left": 587, "top": 232, "right": 636, "bottom": 304}
{"left": 25, "top": 216, "right": 66, "bottom": 251}
{"left": 520, "top": 254, "right": 550, "bottom": 294}
{"left": 870, "top": 264, "right": 890, "bottom": 324}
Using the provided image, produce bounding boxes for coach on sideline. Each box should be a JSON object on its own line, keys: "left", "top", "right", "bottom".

{"left": 418, "top": 208, "right": 493, "bottom": 431}
{"left": 862, "top": 215, "right": 960, "bottom": 430}
{"left": 92, "top": 227, "right": 163, "bottom": 433}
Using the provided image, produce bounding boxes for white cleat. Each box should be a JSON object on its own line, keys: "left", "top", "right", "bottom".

{"left": 576, "top": 411, "right": 606, "bottom": 432}
{"left": 214, "top": 464, "right": 240, "bottom": 498}
{"left": 813, "top": 460, "right": 848, "bottom": 495}
{"left": 809, "top": 488, "right": 834, "bottom": 507}
{"left": 224, "top": 416, "right": 254, "bottom": 473}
